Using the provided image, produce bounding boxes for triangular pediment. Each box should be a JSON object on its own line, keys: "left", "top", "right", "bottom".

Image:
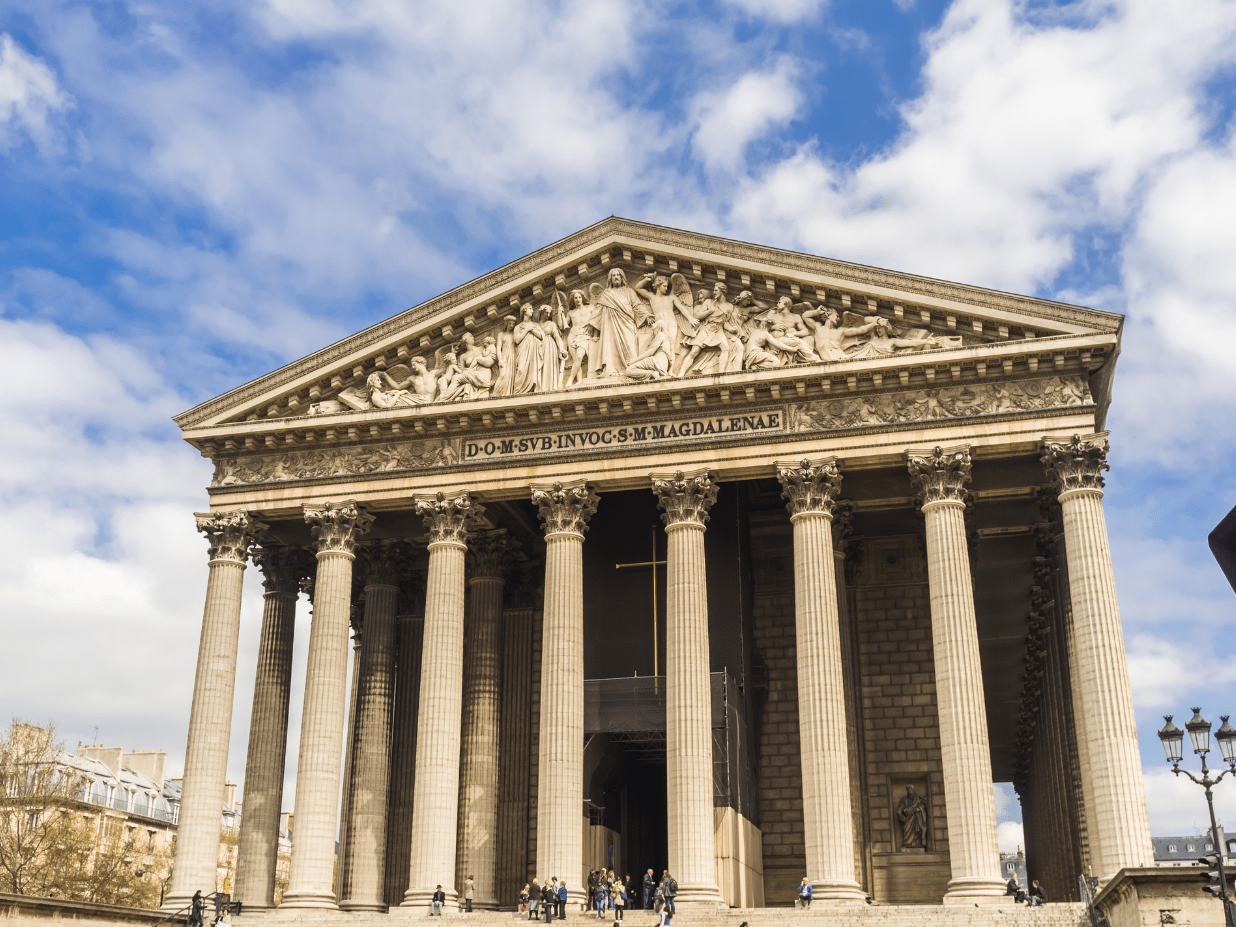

{"left": 175, "top": 217, "right": 1121, "bottom": 441}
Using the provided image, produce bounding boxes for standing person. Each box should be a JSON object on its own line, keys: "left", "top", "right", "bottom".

{"left": 593, "top": 880, "right": 607, "bottom": 920}
{"left": 797, "top": 877, "right": 813, "bottom": 908}
{"left": 642, "top": 869, "right": 655, "bottom": 909}
{"left": 188, "top": 891, "right": 204, "bottom": 927}
{"left": 613, "top": 877, "right": 626, "bottom": 921}
{"left": 587, "top": 869, "right": 598, "bottom": 911}
{"left": 529, "top": 879, "right": 541, "bottom": 920}
{"left": 463, "top": 875, "right": 474, "bottom": 913}
{"left": 556, "top": 881, "right": 568, "bottom": 920}
{"left": 519, "top": 884, "right": 530, "bottom": 916}
{"left": 1028, "top": 880, "right": 1047, "bottom": 907}
{"left": 430, "top": 885, "right": 445, "bottom": 916}
{"left": 542, "top": 880, "right": 555, "bottom": 924}
{"left": 660, "top": 871, "right": 677, "bottom": 919}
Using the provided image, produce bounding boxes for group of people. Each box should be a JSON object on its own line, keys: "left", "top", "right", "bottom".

{"left": 1005, "top": 874, "right": 1048, "bottom": 907}
{"left": 515, "top": 868, "right": 678, "bottom": 924}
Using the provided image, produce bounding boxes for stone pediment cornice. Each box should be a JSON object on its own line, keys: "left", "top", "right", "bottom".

{"left": 173, "top": 217, "right": 1122, "bottom": 431}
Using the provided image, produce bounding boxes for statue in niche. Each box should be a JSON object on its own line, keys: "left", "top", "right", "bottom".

{"left": 676, "top": 282, "right": 740, "bottom": 376}
{"left": 538, "top": 303, "right": 569, "bottom": 392}
{"left": 513, "top": 303, "right": 544, "bottom": 394}
{"left": 592, "top": 267, "right": 645, "bottom": 378}
{"left": 493, "top": 315, "right": 517, "bottom": 396}
{"left": 802, "top": 305, "right": 881, "bottom": 361}
{"left": 896, "top": 785, "right": 928, "bottom": 850}
{"left": 564, "top": 290, "right": 599, "bottom": 388}
{"left": 439, "top": 335, "right": 497, "bottom": 401}
{"left": 624, "top": 319, "right": 673, "bottom": 380}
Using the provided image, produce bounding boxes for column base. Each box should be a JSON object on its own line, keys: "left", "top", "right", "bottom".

{"left": 809, "top": 879, "right": 866, "bottom": 903}
{"left": 278, "top": 890, "right": 340, "bottom": 910}
{"left": 401, "top": 889, "right": 458, "bottom": 913}
{"left": 671, "top": 883, "right": 726, "bottom": 909}
{"left": 339, "top": 901, "right": 389, "bottom": 912}
{"left": 161, "top": 893, "right": 196, "bottom": 914}
{"left": 942, "top": 876, "right": 1007, "bottom": 904}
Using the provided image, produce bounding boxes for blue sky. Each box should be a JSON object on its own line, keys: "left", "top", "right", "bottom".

{"left": 2, "top": 0, "right": 1236, "bottom": 850}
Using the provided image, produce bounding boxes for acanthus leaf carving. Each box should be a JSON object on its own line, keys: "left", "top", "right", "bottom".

{"left": 1041, "top": 432, "right": 1109, "bottom": 495}
{"left": 776, "top": 458, "right": 844, "bottom": 518}
{"left": 359, "top": 539, "right": 416, "bottom": 587}
{"left": 651, "top": 469, "right": 718, "bottom": 528}
{"left": 415, "top": 491, "right": 479, "bottom": 546}
{"left": 303, "top": 501, "right": 375, "bottom": 555}
{"left": 252, "top": 544, "right": 315, "bottom": 593}
{"left": 195, "top": 510, "right": 267, "bottom": 564}
{"left": 467, "top": 530, "right": 519, "bottom": 578}
{"left": 530, "top": 481, "right": 600, "bottom": 538}
{"left": 906, "top": 446, "right": 972, "bottom": 507}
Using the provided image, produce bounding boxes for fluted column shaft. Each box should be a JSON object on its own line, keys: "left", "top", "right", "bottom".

{"left": 334, "top": 618, "right": 363, "bottom": 900}
{"left": 456, "top": 534, "right": 510, "bottom": 910}
{"left": 532, "top": 481, "right": 598, "bottom": 909}
{"left": 653, "top": 470, "right": 725, "bottom": 908}
{"left": 167, "top": 512, "right": 263, "bottom": 910}
{"left": 1043, "top": 432, "right": 1152, "bottom": 878}
{"left": 777, "top": 458, "right": 864, "bottom": 902}
{"left": 907, "top": 448, "right": 1003, "bottom": 903}
{"left": 235, "top": 547, "right": 309, "bottom": 909}
{"left": 283, "top": 502, "right": 373, "bottom": 909}
{"left": 404, "top": 492, "right": 477, "bottom": 910}
{"left": 385, "top": 598, "right": 425, "bottom": 907}
{"left": 341, "top": 543, "right": 405, "bottom": 911}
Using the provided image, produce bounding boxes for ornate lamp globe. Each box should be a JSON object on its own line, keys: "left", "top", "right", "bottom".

{"left": 1158, "top": 715, "right": 1184, "bottom": 764}
{"left": 1186, "top": 708, "right": 1212, "bottom": 756}
{"left": 1216, "top": 716, "right": 1236, "bottom": 765}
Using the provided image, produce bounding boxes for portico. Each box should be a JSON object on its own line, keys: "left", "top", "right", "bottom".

{"left": 170, "top": 218, "right": 1152, "bottom": 914}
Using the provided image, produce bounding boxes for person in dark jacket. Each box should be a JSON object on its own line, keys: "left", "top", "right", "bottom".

{"left": 189, "top": 891, "right": 204, "bottom": 927}
{"left": 542, "top": 881, "right": 555, "bottom": 923}
{"left": 660, "top": 872, "right": 677, "bottom": 918}
{"left": 643, "top": 870, "right": 655, "bottom": 909}
{"left": 1027, "top": 880, "right": 1047, "bottom": 907}
{"left": 587, "top": 870, "right": 598, "bottom": 910}
{"left": 797, "top": 878, "right": 813, "bottom": 908}
{"left": 1005, "top": 875, "right": 1025, "bottom": 903}
{"left": 556, "top": 881, "right": 568, "bottom": 920}
{"left": 431, "top": 886, "right": 446, "bottom": 916}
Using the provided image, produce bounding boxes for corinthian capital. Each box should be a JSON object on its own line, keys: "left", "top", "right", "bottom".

{"left": 1041, "top": 432, "right": 1109, "bottom": 495}
{"left": 303, "top": 501, "right": 375, "bottom": 555}
{"left": 468, "top": 530, "right": 518, "bottom": 578}
{"left": 651, "top": 469, "right": 718, "bottom": 528}
{"left": 252, "top": 545, "right": 315, "bottom": 593}
{"left": 531, "top": 481, "right": 599, "bottom": 538}
{"left": 195, "top": 510, "right": 267, "bottom": 564}
{"left": 360, "top": 540, "right": 415, "bottom": 587}
{"left": 414, "top": 491, "right": 479, "bottom": 546}
{"left": 906, "top": 445, "right": 972, "bottom": 507}
{"left": 776, "top": 457, "right": 843, "bottom": 519}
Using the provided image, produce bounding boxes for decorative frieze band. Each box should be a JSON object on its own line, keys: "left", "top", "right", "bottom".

{"left": 530, "top": 481, "right": 600, "bottom": 538}
{"left": 415, "top": 491, "right": 479, "bottom": 546}
{"left": 1041, "top": 432, "right": 1109, "bottom": 495}
{"left": 776, "top": 457, "right": 843, "bottom": 519}
{"left": 651, "top": 469, "right": 718, "bottom": 528}
{"left": 303, "top": 501, "right": 375, "bottom": 555}
{"left": 195, "top": 510, "right": 267, "bottom": 564}
{"left": 906, "top": 445, "right": 972, "bottom": 507}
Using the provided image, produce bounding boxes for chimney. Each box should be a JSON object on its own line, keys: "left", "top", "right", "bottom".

{"left": 224, "top": 781, "right": 237, "bottom": 811}
{"left": 122, "top": 750, "right": 167, "bottom": 788}
{"left": 81, "top": 745, "right": 123, "bottom": 777}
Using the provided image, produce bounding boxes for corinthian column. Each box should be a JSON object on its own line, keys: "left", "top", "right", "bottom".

{"left": 403, "top": 492, "right": 478, "bottom": 911}
{"left": 456, "top": 532, "right": 515, "bottom": 910}
{"left": 651, "top": 470, "right": 725, "bottom": 909}
{"left": 341, "top": 542, "right": 409, "bottom": 910}
{"left": 234, "top": 545, "right": 313, "bottom": 910}
{"left": 905, "top": 447, "right": 1004, "bottom": 903}
{"left": 282, "top": 502, "right": 374, "bottom": 909}
{"left": 776, "top": 459, "right": 864, "bottom": 903}
{"left": 1041, "top": 433, "right": 1152, "bottom": 878}
{"left": 531, "top": 481, "right": 599, "bottom": 910}
{"left": 166, "top": 512, "right": 265, "bottom": 911}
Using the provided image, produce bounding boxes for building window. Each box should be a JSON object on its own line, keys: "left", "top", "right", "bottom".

{"left": 1207, "top": 843, "right": 1214, "bottom": 851}
{"left": 1168, "top": 845, "right": 1176, "bottom": 852}
{"left": 1188, "top": 844, "right": 1196, "bottom": 852}
{"left": 148, "top": 830, "right": 156, "bottom": 849}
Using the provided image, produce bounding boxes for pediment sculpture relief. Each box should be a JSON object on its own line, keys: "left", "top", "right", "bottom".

{"left": 304, "top": 269, "right": 972, "bottom": 417}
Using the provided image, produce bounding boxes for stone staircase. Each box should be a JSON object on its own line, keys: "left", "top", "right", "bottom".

{"left": 235, "top": 904, "right": 1090, "bottom": 927}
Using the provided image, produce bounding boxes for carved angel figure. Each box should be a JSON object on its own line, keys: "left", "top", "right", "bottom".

{"left": 362, "top": 356, "right": 438, "bottom": 408}
{"left": 676, "top": 282, "right": 737, "bottom": 376}
{"left": 802, "top": 305, "right": 880, "bottom": 361}
{"left": 634, "top": 272, "right": 697, "bottom": 360}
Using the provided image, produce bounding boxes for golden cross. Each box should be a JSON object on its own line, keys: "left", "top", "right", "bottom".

{"left": 615, "top": 525, "right": 666, "bottom": 677}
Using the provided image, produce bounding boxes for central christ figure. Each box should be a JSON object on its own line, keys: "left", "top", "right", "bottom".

{"left": 593, "top": 267, "right": 643, "bottom": 378}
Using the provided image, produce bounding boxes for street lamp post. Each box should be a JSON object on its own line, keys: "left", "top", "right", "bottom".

{"left": 1158, "top": 709, "right": 1236, "bottom": 927}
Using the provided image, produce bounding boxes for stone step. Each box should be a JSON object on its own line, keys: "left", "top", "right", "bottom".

{"left": 234, "top": 902, "right": 1089, "bottom": 927}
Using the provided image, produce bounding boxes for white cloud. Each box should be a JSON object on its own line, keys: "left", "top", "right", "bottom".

{"left": 721, "top": 0, "right": 828, "bottom": 23}
{"left": 1126, "top": 634, "right": 1236, "bottom": 712}
{"left": 0, "top": 33, "right": 70, "bottom": 152}
{"left": 1144, "top": 766, "right": 1236, "bottom": 836}
{"left": 692, "top": 60, "right": 804, "bottom": 172}
{"left": 997, "top": 820, "right": 1025, "bottom": 853}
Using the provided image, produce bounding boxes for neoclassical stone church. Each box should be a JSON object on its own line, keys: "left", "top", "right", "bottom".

{"left": 167, "top": 218, "right": 1152, "bottom": 914}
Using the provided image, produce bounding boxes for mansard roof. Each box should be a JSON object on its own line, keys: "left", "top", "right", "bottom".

{"left": 174, "top": 217, "right": 1122, "bottom": 439}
